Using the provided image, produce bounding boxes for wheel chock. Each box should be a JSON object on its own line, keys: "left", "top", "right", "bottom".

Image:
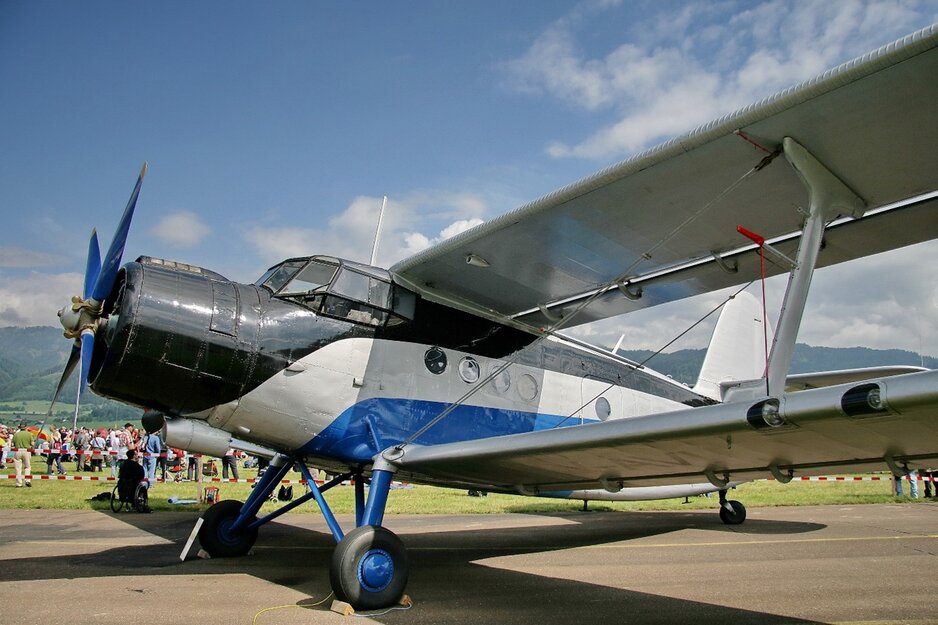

{"left": 329, "top": 595, "right": 413, "bottom": 617}
{"left": 330, "top": 600, "right": 355, "bottom": 616}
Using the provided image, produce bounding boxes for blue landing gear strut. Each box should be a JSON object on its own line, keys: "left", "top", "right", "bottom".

{"left": 329, "top": 463, "right": 408, "bottom": 610}
{"left": 197, "top": 454, "right": 407, "bottom": 611}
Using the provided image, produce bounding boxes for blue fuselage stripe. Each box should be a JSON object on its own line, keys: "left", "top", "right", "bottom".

{"left": 299, "top": 398, "right": 591, "bottom": 463}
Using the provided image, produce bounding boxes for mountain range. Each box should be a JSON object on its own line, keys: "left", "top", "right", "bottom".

{"left": 1, "top": 326, "right": 934, "bottom": 411}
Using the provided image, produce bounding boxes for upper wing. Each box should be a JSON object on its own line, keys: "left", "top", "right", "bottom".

{"left": 388, "top": 369, "right": 938, "bottom": 491}
{"left": 391, "top": 25, "right": 938, "bottom": 330}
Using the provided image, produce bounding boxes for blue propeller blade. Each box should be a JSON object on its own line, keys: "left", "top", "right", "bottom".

{"left": 79, "top": 330, "right": 95, "bottom": 391}
{"left": 82, "top": 229, "right": 101, "bottom": 301}
{"left": 73, "top": 330, "right": 96, "bottom": 431}
{"left": 91, "top": 162, "right": 147, "bottom": 302}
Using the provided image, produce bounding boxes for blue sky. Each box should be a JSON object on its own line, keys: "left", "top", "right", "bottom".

{"left": 2, "top": 1, "right": 937, "bottom": 357}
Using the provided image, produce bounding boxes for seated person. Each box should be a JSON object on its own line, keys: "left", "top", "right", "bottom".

{"left": 117, "top": 449, "right": 146, "bottom": 502}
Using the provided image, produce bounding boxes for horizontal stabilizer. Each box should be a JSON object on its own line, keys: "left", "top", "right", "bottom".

{"left": 784, "top": 366, "right": 928, "bottom": 392}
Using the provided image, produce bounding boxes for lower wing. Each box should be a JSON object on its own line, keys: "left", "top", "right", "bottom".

{"left": 387, "top": 369, "right": 938, "bottom": 492}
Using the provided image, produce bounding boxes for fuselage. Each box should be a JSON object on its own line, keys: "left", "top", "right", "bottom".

{"left": 89, "top": 255, "right": 713, "bottom": 475}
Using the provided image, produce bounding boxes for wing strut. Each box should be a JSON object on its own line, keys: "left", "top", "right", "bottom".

{"left": 727, "top": 137, "right": 866, "bottom": 401}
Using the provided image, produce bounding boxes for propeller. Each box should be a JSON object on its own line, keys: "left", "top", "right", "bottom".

{"left": 51, "top": 163, "right": 148, "bottom": 430}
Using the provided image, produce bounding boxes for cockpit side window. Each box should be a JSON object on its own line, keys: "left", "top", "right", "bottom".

{"left": 321, "top": 269, "right": 392, "bottom": 326}
{"left": 332, "top": 269, "right": 390, "bottom": 308}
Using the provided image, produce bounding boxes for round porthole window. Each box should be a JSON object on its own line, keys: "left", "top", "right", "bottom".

{"left": 424, "top": 347, "right": 447, "bottom": 375}
{"left": 490, "top": 365, "right": 511, "bottom": 393}
{"left": 458, "top": 357, "right": 481, "bottom": 383}
{"left": 517, "top": 373, "right": 539, "bottom": 401}
{"left": 595, "top": 396, "right": 612, "bottom": 421}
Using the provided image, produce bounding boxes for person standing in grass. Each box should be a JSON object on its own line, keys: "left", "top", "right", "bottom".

{"left": 222, "top": 448, "right": 240, "bottom": 480}
{"left": 0, "top": 425, "right": 9, "bottom": 469}
{"left": 141, "top": 428, "right": 162, "bottom": 488}
{"left": 923, "top": 468, "right": 937, "bottom": 498}
{"left": 894, "top": 470, "right": 919, "bottom": 498}
{"left": 107, "top": 428, "right": 121, "bottom": 478}
{"left": 46, "top": 427, "right": 66, "bottom": 476}
{"left": 11, "top": 423, "right": 34, "bottom": 488}
{"left": 73, "top": 427, "right": 90, "bottom": 472}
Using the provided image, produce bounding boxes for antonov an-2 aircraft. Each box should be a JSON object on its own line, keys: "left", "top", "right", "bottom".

{"left": 54, "top": 25, "right": 938, "bottom": 609}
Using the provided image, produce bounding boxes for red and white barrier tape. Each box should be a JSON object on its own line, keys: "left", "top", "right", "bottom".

{"left": 4, "top": 449, "right": 198, "bottom": 458}
{"left": 1, "top": 474, "right": 329, "bottom": 485}
{"left": 776, "top": 475, "right": 935, "bottom": 481}
{"left": 3, "top": 472, "right": 933, "bottom": 484}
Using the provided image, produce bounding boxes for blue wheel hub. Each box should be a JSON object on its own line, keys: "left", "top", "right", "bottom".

{"left": 357, "top": 548, "right": 394, "bottom": 592}
{"left": 218, "top": 517, "right": 241, "bottom": 546}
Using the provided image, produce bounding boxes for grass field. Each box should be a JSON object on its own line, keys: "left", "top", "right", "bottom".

{"left": 1, "top": 456, "right": 927, "bottom": 515}
{"left": 0, "top": 399, "right": 88, "bottom": 417}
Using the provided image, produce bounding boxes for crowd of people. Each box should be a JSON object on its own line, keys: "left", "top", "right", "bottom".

{"left": 7, "top": 420, "right": 931, "bottom": 496}
{"left": 0, "top": 421, "right": 247, "bottom": 488}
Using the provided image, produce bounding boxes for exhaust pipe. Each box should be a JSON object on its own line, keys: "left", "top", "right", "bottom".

{"left": 162, "top": 418, "right": 276, "bottom": 459}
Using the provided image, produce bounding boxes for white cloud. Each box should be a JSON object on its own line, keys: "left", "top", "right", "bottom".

{"left": 569, "top": 239, "right": 938, "bottom": 360}
{"left": 0, "top": 271, "right": 82, "bottom": 328}
{"left": 243, "top": 192, "right": 489, "bottom": 269}
{"left": 438, "top": 218, "right": 485, "bottom": 242}
{"left": 504, "top": 0, "right": 932, "bottom": 160}
{"left": 507, "top": 1, "right": 938, "bottom": 361}
{"left": 151, "top": 211, "right": 211, "bottom": 247}
{"left": 0, "top": 246, "right": 66, "bottom": 268}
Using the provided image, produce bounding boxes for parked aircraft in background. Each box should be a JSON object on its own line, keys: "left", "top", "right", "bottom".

{"left": 52, "top": 25, "right": 938, "bottom": 610}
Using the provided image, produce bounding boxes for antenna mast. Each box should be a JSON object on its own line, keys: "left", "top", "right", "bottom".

{"left": 370, "top": 196, "right": 388, "bottom": 266}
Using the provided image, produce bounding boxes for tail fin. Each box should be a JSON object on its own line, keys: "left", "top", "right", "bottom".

{"left": 693, "top": 291, "right": 772, "bottom": 401}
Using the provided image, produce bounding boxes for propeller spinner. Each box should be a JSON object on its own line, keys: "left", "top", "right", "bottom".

{"left": 51, "top": 163, "right": 148, "bottom": 428}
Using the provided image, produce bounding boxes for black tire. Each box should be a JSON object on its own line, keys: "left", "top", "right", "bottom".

{"left": 110, "top": 485, "right": 125, "bottom": 512}
{"left": 133, "top": 483, "right": 150, "bottom": 513}
{"left": 330, "top": 525, "right": 408, "bottom": 611}
{"left": 198, "top": 499, "right": 258, "bottom": 557}
{"left": 719, "top": 499, "right": 746, "bottom": 525}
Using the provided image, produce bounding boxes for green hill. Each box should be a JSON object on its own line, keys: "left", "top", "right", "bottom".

{"left": 0, "top": 326, "right": 140, "bottom": 424}
{"left": 0, "top": 326, "right": 934, "bottom": 417}
{"left": 620, "top": 345, "right": 936, "bottom": 386}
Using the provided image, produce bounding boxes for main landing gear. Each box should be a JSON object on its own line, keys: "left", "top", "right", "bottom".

{"left": 718, "top": 489, "right": 746, "bottom": 525}
{"left": 196, "top": 455, "right": 408, "bottom": 611}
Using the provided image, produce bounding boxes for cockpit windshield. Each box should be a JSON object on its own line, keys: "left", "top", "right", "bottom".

{"left": 254, "top": 260, "right": 305, "bottom": 293}
{"left": 280, "top": 260, "right": 337, "bottom": 294}
{"left": 255, "top": 258, "right": 338, "bottom": 294}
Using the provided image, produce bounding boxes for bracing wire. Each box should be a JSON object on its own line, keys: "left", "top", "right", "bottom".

{"left": 402, "top": 153, "right": 778, "bottom": 446}
{"left": 551, "top": 280, "right": 756, "bottom": 429}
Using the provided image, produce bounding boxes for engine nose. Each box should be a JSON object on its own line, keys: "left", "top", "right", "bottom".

{"left": 57, "top": 296, "right": 100, "bottom": 338}
{"left": 88, "top": 258, "right": 258, "bottom": 413}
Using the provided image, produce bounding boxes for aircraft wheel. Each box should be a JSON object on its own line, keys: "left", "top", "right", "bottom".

{"left": 330, "top": 525, "right": 408, "bottom": 611}
{"left": 719, "top": 499, "right": 746, "bottom": 525}
{"left": 198, "top": 499, "right": 258, "bottom": 557}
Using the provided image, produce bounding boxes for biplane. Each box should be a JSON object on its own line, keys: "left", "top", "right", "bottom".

{"left": 53, "top": 25, "right": 938, "bottom": 609}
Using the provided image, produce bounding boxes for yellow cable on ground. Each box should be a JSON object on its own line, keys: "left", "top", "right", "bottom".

{"left": 251, "top": 592, "right": 333, "bottom": 625}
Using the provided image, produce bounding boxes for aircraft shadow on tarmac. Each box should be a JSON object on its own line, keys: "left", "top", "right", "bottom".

{"left": 0, "top": 509, "right": 827, "bottom": 625}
